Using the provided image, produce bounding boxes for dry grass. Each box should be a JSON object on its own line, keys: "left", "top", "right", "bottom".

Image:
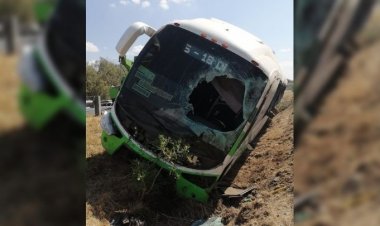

{"left": 295, "top": 41, "right": 380, "bottom": 226}
{"left": 86, "top": 116, "right": 103, "bottom": 158}
{"left": 277, "top": 90, "right": 294, "bottom": 112}
{"left": 0, "top": 54, "right": 24, "bottom": 132}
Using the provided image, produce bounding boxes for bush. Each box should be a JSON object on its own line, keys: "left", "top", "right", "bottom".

{"left": 158, "top": 135, "right": 191, "bottom": 165}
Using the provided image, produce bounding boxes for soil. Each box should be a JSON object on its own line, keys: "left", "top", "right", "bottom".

{"left": 0, "top": 54, "right": 85, "bottom": 226}
{"left": 295, "top": 41, "right": 380, "bottom": 226}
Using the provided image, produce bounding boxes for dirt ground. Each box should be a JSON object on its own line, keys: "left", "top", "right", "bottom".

{"left": 0, "top": 54, "right": 85, "bottom": 226}
{"left": 294, "top": 4, "right": 380, "bottom": 225}
{"left": 295, "top": 40, "right": 380, "bottom": 225}
{"left": 86, "top": 90, "right": 294, "bottom": 226}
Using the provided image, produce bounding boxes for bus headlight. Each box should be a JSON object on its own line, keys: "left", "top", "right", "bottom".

{"left": 19, "top": 46, "right": 44, "bottom": 91}
{"left": 101, "top": 112, "right": 116, "bottom": 135}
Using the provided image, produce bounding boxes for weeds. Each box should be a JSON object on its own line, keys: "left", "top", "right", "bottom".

{"left": 157, "top": 134, "right": 192, "bottom": 165}
{"left": 128, "top": 135, "right": 193, "bottom": 200}
{"left": 131, "top": 159, "right": 152, "bottom": 183}
{"left": 130, "top": 160, "right": 158, "bottom": 200}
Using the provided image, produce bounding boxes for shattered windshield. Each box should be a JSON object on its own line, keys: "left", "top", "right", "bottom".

{"left": 116, "top": 25, "right": 267, "bottom": 166}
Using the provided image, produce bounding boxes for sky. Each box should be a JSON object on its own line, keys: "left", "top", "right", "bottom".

{"left": 86, "top": 0, "right": 293, "bottom": 79}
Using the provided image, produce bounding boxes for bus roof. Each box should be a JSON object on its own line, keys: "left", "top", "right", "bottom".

{"left": 171, "top": 18, "right": 285, "bottom": 82}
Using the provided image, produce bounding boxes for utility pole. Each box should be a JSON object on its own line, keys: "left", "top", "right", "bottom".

{"left": 4, "top": 15, "right": 20, "bottom": 54}
{"left": 94, "top": 96, "right": 101, "bottom": 116}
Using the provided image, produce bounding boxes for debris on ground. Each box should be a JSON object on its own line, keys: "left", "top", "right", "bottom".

{"left": 191, "top": 216, "right": 223, "bottom": 226}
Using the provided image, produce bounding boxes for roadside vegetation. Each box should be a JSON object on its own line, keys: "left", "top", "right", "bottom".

{"left": 86, "top": 58, "right": 125, "bottom": 99}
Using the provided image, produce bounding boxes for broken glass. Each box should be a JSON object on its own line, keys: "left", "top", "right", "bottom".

{"left": 116, "top": 25, "right": 268, "bottom": 168}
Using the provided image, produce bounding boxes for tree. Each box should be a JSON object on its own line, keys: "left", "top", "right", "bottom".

{"left": 97, "top": 58, "right": 125, "bottom": 87}
{"left": 0, "top": 0, "right": 34, "bottom": 22}
{"left": 86, "top": 58, "right": 126, "bottom": 99}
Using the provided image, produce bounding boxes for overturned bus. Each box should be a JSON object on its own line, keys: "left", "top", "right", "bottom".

{"left": 101, "top": 18, "right": 287, "bottom": 202}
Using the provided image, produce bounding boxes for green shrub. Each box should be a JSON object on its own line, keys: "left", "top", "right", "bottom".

{"left": 158, "top": 135, "right": 191, "bottom": 165}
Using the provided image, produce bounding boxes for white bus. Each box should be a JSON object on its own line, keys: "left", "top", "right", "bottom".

{"left": 101, "top": 18, "right": 287, "bottom": 202}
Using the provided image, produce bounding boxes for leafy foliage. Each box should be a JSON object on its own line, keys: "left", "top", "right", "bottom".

{"left": 0, "top": 0, "right": 34, "bottom": 21}
{"left": 158, "top": 135, "right": 191, "bottom": 165}
{"left": 131, "top": 159, "right": 153, "bottom": 184}
{"left": 130, "top": 159, "right": 162, "bottom": 200}
{"left": 86, "top": 58, "right": 126, "bottom": 99}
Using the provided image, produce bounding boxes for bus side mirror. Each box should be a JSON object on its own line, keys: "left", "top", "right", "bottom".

{"left": 116, "top": 22, "right": 156, "bottom": 56}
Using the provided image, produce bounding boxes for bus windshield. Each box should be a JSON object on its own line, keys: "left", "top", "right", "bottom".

{"left": 116, "top": 25, "right": 267, "bottom": 166}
